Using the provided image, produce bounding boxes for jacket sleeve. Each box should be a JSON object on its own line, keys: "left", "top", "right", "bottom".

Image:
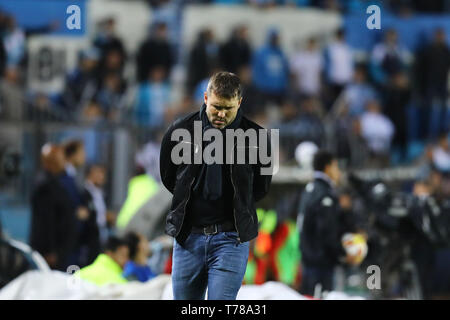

{"left": 315, "top": 197, "right": 347, "bottom": 261}
{"left": 30, "top": 185, "right": 57, "bottom": 256}
{"left": 159, "top": 123, "right": 178, "bottom": 194}
{"left": 253, "top": 128, "right": 273, "bottom": 202}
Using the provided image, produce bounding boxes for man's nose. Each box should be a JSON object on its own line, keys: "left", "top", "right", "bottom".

{"left": 218, "top": 111, "right": 226, "bottom": 118}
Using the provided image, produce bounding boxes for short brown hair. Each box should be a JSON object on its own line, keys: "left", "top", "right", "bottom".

{"left": 63, "top": 139, "right": 84, "bottom": 159}
{"left": 207, "top": 71, "right": 242, "bottom": 100}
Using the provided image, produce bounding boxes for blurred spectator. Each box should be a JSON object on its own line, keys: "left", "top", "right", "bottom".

{"left": 136, "top": 22, "right": 174, "bottom": 83}
{"left": 123, "top": 232, "right": 157, "bottom": 282}
{"left": 186, "top": 28, "right": 220, "bottom": 93}
{"left": 150, "top": 0, "right": 184, "bottom": 53}
{"left": 81, "top": 99, "right": 103, "bottom": 123}
{"left": 339, "top": 64, "right": 377, "bottom": 117}
{"left": 2, "top": 15, "right": 25, "bottom": 68}
{"left": 27, "top": 91, "right": 65, "bottom": 122}
{"left": 370, "top": 29, "right": 411, "bottom": 86}
{"left": 237, "top": 65, "right": 263, "bottom": 117}
{"left": 0, "top": 67, "right": 24, "bottom": 121}
{"left": 93, "top": 17, "right": 127, "bottom": 78}
{"left": 219, "top": 25, "right": 252, "bottom": 74}
{"left": 359, "top": 100, "right": 395, "bottom": 166}
{"left": 62, "top": 48, "right": 100, "bottom": 115}
{"left": 95, "top": 71, "right": 127, "bottom": 121}
{"left": 415, "top": 28, "right": 450, "bottom": 140}
{"left": 383, "top": 71, "right": 411, "bottom": 162}
{"left": 83, "top": 164, "right": 110, "bottom": 250}
{"left": 290, "top": 37, "right": 324, "bottom": 98}
{"left": 61, "top": 140, "right": 92, "bottom": 266}
{"left": 77, "top": 236, "right": 129, "bottom": 286}
{"left": 0, "top": 37, "right": 6, "bottom": 78}
{"left": 279, "top": 97, "right": 325, "bottom": 160}
{"left": 134, "top": 66, "right": 171, "bottom": 128}
{"left": 323, "top": 29, "right": 354, "bottom": 108}
{"left": 29, "top": 144, "right": 77, "bottom": 271}
{"left": 431, "top": 132, "right": 450, "bottom": 173}
{"left": 135, "top": 138, "right": 162, "bottom": 183}
{"left": 252, "top": 28, "right": 289, "bottom": 105}
{"left": 100, "top": 49, "right": 125, "bottom": 80}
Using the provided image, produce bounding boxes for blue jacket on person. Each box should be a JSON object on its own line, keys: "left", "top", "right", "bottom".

{"left": 251, "top": 29, "right": 289, "bottom": 94}
{"left": 123, "top": 261, "right": 157, "bottom": 282}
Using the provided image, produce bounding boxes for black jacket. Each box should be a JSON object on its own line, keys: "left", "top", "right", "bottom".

{"left": 160, "top": 110, "right": 273, "bottom": 243}
{"left": 29, "top": 172, "right": 78, "bottom": 271}
{"left": 298, "top": 176, "right": 346, "bottom": 268}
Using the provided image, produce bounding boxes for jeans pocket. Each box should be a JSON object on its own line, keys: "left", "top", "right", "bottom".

{"left": 222, "top": 231, "right": 240, "bottom": 242}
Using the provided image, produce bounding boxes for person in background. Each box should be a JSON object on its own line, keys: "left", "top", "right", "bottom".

{"left": 219, "top": 25, "right": 252, "bottom": 74}
{"left": 83, "top": 164, "right": 110, "bottom": 252}
{"left": 93, "top": 17, "right": 127, "bottom": 79}
{"left": 383, "top": 71, "right": 411, "bottom": 163}
{"left": 359, "top": 99, "right": 395, "bottom": 167}
{"left": 134, "top": 66, "right": 171, "bottom": 129}
{"left": 297, "top": 150, "right": 359, "bottom": 297}
{"left": 136, "top": 22, "right": 174, "bottom": 83}
{"left": 123, "top": 232, "right": 157, "bottom": 282}
{"left": 370, "top": 29, "right": 410, "bottom": 87}
{"left": 431, "top": 132, "right": 450, "bottom": 173}
{"left": 323, "top": 28, "right": 354, "bottom": 109}
{"left": 77, "top": 236, "right": 129, "bottom": 286}
{"left": 186, "top": 28, "right": 220, "bottom": 94}
{"left": 290, "top": 37, "right": 324, "bottom": 98}
{"left": 415, "top": 28, "right": 450, "bottom": 140}
{"left": 339, "top": 64, "right": 377, "bottom": 117}
{"left": 61, "top": 47, "right": 100, "bottom": 116}
{"left": 2, "top": 15, "right": 25, "bottom": 68}
{"left": 61, "top": 139, "right": 91, "bottom": 266}
{"left": 252, "top": 27, "right": 289, "bottom": 106}
{"left": 29, "top": 144, "right": 77, "bottom": 271}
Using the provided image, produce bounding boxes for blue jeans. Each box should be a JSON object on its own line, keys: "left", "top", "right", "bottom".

{"left": 172, "top": 231, "right": 250, "bottom": 300}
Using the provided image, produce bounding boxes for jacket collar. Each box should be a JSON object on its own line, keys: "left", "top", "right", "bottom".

{"left": 313, "top": 171, "right": 335, "bottom": 189}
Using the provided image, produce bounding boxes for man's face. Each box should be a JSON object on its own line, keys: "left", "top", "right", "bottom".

{"left": 109, "top": 246, "right": 129, "bottom": 269}
{"left": 326, "top": 160, "right": 341, "bottom": 185}
{"left": 72, "top": 147, "right": 86, "bottom": 168}
{"left": 204, "top": 91, "right": 242, "bottom": 129}
{"left": 89, "top": 167, "right": 106, "bottom": 187}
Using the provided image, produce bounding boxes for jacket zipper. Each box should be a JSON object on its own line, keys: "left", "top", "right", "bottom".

{"left": 229, "top": 141, "right": 241, "bottom": 244}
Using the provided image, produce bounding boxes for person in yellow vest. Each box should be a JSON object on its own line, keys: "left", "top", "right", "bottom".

{"left": 76, "top": 236, "right": 129, "bottom": 286}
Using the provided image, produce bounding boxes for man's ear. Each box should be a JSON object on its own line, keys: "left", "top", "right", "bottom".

{"left": 238, "top": 97, "right": 243, "bottom": 108}
{"left": 204, "top": 92, "right": 208, "bottom": 105}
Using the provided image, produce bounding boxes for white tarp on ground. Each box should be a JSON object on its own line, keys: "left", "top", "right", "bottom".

{"left": 0, "top": 270, "right": 365, "bottom": 300}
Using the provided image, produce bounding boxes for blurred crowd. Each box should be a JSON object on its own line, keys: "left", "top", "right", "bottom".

{"left": 0, "top": 2, "right": 449, "bottom": 170}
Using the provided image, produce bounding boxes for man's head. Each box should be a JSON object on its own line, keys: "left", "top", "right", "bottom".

{"left": 152, "top": 22, "right": 168, "bottom": 41}
{"left": 86, "top": 164, "right": 106, "bottom": 187}
{"left": 41, "top": 143, "right": 66, "bottom": 175}
{"left": 267, "top": 28, "right": 280, "bottom": 48}
{"left": 63, "top": 140, "right": 86, "bottom": 168}
{"left": 313, "top": 150, "right": 341, "bottom": 184}
{"left": 104, "top": 236, "right": 129, "bottom": 269}
{"left": 433, "top": 28, "right": 447, "bottom": 45}
{"left": 365, "top": 99, "right": 382, "bottom": 114}
{"left": 204, "top": 71, "right": 243, "bottom": 129}
{"left": 125, "top": 232, "right": 150, "bottom": 263}
{"left": 385, "top": 29, "right": 398, "bottom": 45}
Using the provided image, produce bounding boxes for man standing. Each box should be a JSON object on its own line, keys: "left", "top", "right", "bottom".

{"left": 297, "top": 150, "right": 357, "bottom": 296}
{"left": 160, "top": 71, "right": 273, "bottom": 300}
